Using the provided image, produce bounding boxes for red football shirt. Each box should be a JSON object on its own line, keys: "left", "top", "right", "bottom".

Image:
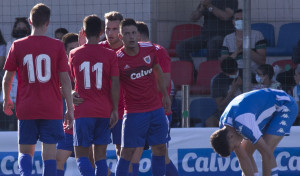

{"left": 117, "top": 42, "right": 162, "bottom": 113}
{"left": 153, "top": 43, "right": 172, "bottom": 115}
{"left": 4, "top": 36, "right": 69, "bottom": 120}
{"left": 99, "top": 40, "right": 124, "bottom": 120}
{"left": 69, "top": 44, "right": 119, "bottom": 119}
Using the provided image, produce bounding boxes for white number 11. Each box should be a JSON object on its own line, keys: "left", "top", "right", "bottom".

{"left": 79, "top": 61, "right": 103, "bottom": 89}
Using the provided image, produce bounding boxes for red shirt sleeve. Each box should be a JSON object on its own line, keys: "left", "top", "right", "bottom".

{"left": 157, "top": 47, "right": 171, "bottom": 73}
{"left": 4, "top": 43, "right": 18, "bottom": 71}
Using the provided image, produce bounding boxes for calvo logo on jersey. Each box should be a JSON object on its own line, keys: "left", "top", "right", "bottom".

{"left": 143, "top": 55, "right": 151, "bottom": 64}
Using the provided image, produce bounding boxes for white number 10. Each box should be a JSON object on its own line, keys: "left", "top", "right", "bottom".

{"left": 23, "top": 54, "right": 51, "bottom": 83}
{"left": 79, "top": 61, "right": 103, "bottom": 89}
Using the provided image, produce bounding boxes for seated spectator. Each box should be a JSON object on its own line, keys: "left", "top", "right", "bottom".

{"left": 176, "top": 0, "right": 237, "bottom": 70}
{"left": 206, "top": 57, "right": 242, "bottom": 127}
{"left": 252, "top": 64, "right": 281, "bottom": 90}
{"left": 55, "top": 27, "right": 68, "bottom": 40}
{"left": 221, "top": 9, "right": 266, "bottom": 80}
{"left": 276, "top": 40, "right": 300, "bottom": 94}
{"left": 292, "top": 64, "right": 300, "bottom": 126}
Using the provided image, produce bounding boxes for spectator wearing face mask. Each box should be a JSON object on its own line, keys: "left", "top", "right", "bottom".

{"left": 0, "top": 17, "right": 31, "bottom": 131}
{"left": 221, "top": 9, "right": 266, "bottom": 82}
{"left": 252, "top": 64, "right": 281, "bottom": 90}
{"left": 206, "top": 57, "right": 242, "bottom": 127}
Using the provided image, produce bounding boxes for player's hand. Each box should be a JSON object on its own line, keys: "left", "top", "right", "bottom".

{"left": 162, "top": 95, "right": 171, "bottom": 114}
{"left": 3, "top": 99, "right": 14, "bottom": 116}
{"left": 78, "top": 27, "right": 86, "bottom": 46}
{"left": 72, "top": 91, "right": 84, "bottom": 106}
{"left": 109, "top": 110, "right": 118, "bottom": 129}
{"left": 64, "top": 109, "right": 74, "bottom": 130}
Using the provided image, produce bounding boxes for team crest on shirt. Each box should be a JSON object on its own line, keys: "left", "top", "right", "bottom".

{"left": 143, "top": 55, "right": 151, "bottom": 64}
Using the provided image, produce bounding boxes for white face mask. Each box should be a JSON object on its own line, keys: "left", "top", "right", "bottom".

{"left": 235, "top": 20, "right": 243, "bottom": 31}
{"left": 256, "top": 74, "right": 264, "bottom": 84}
{"left": 229, "top": 70, "right": 239, "bottom": 79}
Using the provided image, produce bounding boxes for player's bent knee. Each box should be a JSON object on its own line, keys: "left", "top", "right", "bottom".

{"left": 120, "top": 147, "right": 136, "bottom": 161}
{"left": 151, "top": 144, "right": 166, "bottom": 156}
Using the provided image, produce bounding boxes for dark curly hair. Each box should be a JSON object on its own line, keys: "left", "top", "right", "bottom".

{"left": 210, "top": 128, "right": 231, "bottom": 157}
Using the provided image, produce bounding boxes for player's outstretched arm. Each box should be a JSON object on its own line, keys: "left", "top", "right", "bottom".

{"left": 110, "top": 76, "right": 120, "bottom": 128}
{"left": 2, "top": 71, "right": 15, "bottom": 116}
{"left": 59, "top": 72, "right": 74, "bottom": 130}
{"left": 234, "top": 143, "right": 255, "bottom": 176}
{"left": 153, "top": 64, "right": 171, "bottom": 113}
{"left": 254, "top": 137, "right": 277, "bottom": 176}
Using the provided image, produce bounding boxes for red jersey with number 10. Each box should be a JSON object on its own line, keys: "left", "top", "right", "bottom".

{"left": 117, "top": 42, "right": 162, "bottom": 113}
{"left": 4, "top": 36, "right": 69, "bottom": 120}
{"left": 69, "top": 44, "right": 119, "bottom": 119}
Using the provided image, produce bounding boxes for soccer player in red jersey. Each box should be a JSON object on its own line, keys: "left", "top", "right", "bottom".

{"left": 126, "top": 21, "right": 179, "bottom": 176}
{"left": 75, "top": 11, "right": 125, "bottom": 162}
{"left": 2, "top": 3, "right": 73, "bottom": 176}
{"left": 115, "top": 18, "right": 171, "bottom": 176}
{"left": 56, "top": 32, "right": 79, "bottom": 176}
{"left": 69, "top": 15, "right": 120, "bottom": 176}
{"left": 101, "top": 11, "right": 124, "bottom": 160}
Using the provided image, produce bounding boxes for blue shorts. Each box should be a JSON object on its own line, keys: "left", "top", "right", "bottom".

{"left": 121, "top": 108, "right": 168, "bottom": 148}
{"left": 263, "top": 99, "right": 298, "bottom": 137}
{"left": 19, "top": 119, "right": 64, "bottom": 145}
{"left": 57, "top": 133, "right": 74, "bottom": 152}
{"left": 111, "top": 119, "right": 122, "bottom": 145}
{"left": 73, "top": 118, "right": 111, "bottom": 147}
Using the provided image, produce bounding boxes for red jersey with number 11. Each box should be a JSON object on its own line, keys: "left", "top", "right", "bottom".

{"left": 69, "top": 44, "right": 119, "bottom": 119}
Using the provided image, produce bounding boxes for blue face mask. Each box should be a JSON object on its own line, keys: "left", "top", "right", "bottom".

{"left": 229, "top": 70, "right": 239, "bottom": 79}
{"left": 256, "top": 74, "right": 264, "bottom": 84}
{"left": 235, "top": 20, "right": 243, "bottom": 31}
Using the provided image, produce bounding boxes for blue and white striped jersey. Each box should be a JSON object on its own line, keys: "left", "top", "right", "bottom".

{"left": 220, "top": 88, "right": 296, "bottom": 144}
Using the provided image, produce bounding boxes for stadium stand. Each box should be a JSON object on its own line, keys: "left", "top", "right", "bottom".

{"left": 167, "top": 24, "right": 202, "bottom": 57}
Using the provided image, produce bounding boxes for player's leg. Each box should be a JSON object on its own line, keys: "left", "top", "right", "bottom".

{"left": 88, "top": 145, "right": 95, "bottom": 168}
{"left": 40, "top": 119, "right": 64, "bottom": 176}
{"left": 19, "top": 144, "right": 35, "bottom": 176}
{"left": 93, "top": 118, "right": 111, "bottom": 176}
{"left": 18, "top": 120, "right": 39, "bottom": 176}
{"left": 73, "top": 118, "right": 96, "bottom": 176}
{"left": 115, "top": 113, "right": 149, "bottom": 176}
{"left": 56, "top": 149, "right": 72, "bottom": 176}
{"left": 111, "top": 119, "right": 123, "bottom": 159}
{"left": 262, "top": 99, "right": 298, "bottom": 175}
{"left": 56, "top": 132, "right": 74, "bottom": 176}
{"left": 42, "top": 143, "right": 58, "bottom": 176}
{"left": 165, "top": 150, "right": 179, "bottom": 176}
{"left": 151, "top": 144, "right": 167, "bottom": 176}
{"left": 148, "top": 108, "right": 169, "bottom": 176}
{"left": 75, "top": 146, "right": 94, "bottom": 176}
{"left": 129, "top": 147, "right": 144, "bottom": 176}
{"left": 93, "top": 145, "right": 108, "bottom": 176}
{"left": 165, "top": 114, "right": 178, "bottom": 176}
